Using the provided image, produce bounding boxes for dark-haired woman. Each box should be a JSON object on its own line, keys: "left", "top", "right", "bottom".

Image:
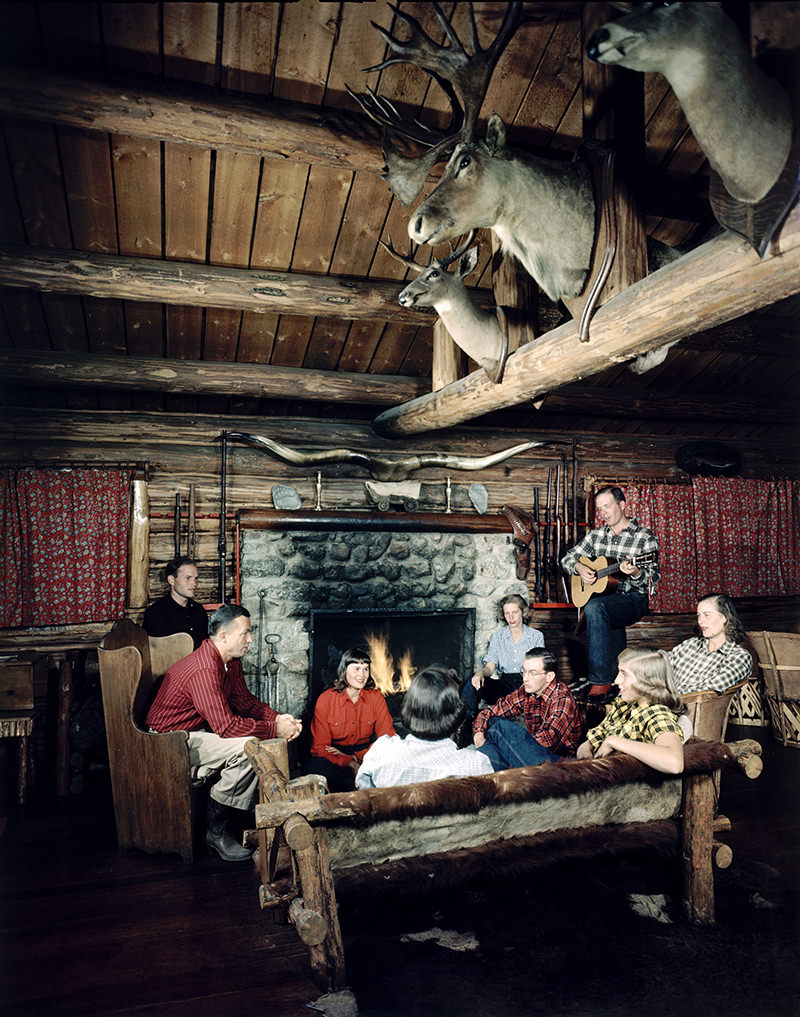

{"left": 355, "top": 665, "right": 494, "bottom": 788}
{"left": 307, "top": 647, "right": 395, "bottom": 792}
{"left": 669, "top": 593, "right": 752, "bottom": 695}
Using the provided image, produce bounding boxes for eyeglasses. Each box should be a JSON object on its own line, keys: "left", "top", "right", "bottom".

{"left": 522, "top": 670, "right": 548, "bottom": 678}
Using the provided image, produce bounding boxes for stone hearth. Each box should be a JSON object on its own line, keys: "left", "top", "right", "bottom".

{"left": 239, "top": 518, "right": 524, "bottom": 720}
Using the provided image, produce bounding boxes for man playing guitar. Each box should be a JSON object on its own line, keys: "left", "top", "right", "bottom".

{"left": 560, "top": 485, "right": 660, "bottom": 704}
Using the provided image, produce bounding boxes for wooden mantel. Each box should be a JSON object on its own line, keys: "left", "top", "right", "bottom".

{"left": 373, "top": 205, "right": 800, "bottom": 435}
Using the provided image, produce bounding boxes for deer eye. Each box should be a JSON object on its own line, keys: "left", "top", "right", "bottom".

{"left": 458, "top": 155, "right": 472, "bottom": 171}
{"left": 429, "top": 269, "right": 440, "bottom": 279}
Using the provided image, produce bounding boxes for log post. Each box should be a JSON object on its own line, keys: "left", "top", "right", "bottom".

{"left": 681, "top": 772, "right": 716, "bottom": 924}
{"left": 245, "top": 738, "right": 290, "bottom": 886}
{"left": 293, "top": 826, "right": 347, "bottom": 991}
{"left": 126, "top": 479, "right": 149, "bottom": 610}
{"left": 288, "top": 897, "right": 329, "bottom": 947}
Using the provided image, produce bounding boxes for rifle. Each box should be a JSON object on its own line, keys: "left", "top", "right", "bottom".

{"left": 532, "top": 486, "right": 542, "bottom": 602}
{"left": 543, "top": 467, "right": 552, "bottom": 601}
{"left": 554, "top": 460, "right": 563, "bottom": 602}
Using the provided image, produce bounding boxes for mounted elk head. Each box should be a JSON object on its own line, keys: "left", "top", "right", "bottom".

{"left": 381, "top": 231, "right": 509, "bottom": 384}
{"left": 350, "top": 3, "right": 596, "bottom": 303}
{"left": 586, "top": 2, "right": 793, "bottom": 206}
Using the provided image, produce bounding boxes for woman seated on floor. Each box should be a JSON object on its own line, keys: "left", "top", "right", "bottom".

{"left": 356, "top": 665, "right": 494, "bottom": 788}
{"left": 306, "top": 646, "right": 395, "bottom": 792}
{"left": 669, "top": 592, "right": 752, "bottom": 695}
{"left": 576, "top": 648, "right": 686, "bottom": 774}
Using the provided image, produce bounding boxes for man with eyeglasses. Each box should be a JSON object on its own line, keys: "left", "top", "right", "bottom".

{"left": 472, "top": 647, "right": 581, "bottom": 770}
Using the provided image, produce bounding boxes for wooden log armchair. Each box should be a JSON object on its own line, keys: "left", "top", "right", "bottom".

{"left": 97, "top": 618, "right": 201, "bottom": 862}
{"left": 747, "top": 630, "right": 800, "bottom": 747}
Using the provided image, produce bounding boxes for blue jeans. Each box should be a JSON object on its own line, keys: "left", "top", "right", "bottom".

{"left": 476, "top": 717, "right": 562, "bottom": 771}
{"left": 584, "top": 591, "right": 648, "bottom": 686}
{"left": 461, "top": 672, "right": 522, "bottom": 718}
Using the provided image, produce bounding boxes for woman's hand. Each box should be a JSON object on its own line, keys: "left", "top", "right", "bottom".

{"left": 576, "top": 741, "right": 593, "bottom": 760}
{"left": 473, "top": 731, "right": 486, "bottom": 748}
{"left": 471, "top": 671, "right": 485, "bottom": 690}
{"left": 593, "top": 736, "right": 619, "bottom": 758}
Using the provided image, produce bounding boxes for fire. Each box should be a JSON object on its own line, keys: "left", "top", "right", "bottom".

{"left": 364, "top": 630, "right": 416, "bottom": 695}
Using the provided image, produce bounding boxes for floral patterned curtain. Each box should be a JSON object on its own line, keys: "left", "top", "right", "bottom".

{"left": 0, "top": 468, "right": 131, "bottom": 628}
{"left": 593, "top": 477, "right": 800, "bottom": 613}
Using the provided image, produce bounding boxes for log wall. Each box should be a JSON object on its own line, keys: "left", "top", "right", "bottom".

{"left": 1, "top": 407, "right": 798, "bottom": 615}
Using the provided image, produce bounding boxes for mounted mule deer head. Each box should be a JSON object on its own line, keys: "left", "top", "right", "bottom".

{"left": 350, "top": 3, "right": 596, "bottom": 303}
{"left": 381, "top": 231, "right": 509, "bottom": 384}
{"left": 586, "top": 2, "right": 793, "bottom": 206}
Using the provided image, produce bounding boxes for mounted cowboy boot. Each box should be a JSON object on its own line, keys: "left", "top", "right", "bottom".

{"left": 513, "top": 542, "right": 531, "bottom": 580}
{"left": 501, "top": 504, "right": 538, "bottom": 546}
{"left": 206, "top": 798, "right": 252, "bottom": 862}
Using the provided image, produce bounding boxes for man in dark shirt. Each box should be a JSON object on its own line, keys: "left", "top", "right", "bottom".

{"left": 143, "top": 557, "right": 208, "bottom": 649}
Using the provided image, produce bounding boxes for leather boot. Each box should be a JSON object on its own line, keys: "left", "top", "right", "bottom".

{"left": 513, "top": 542, "right": 531, "bottom": 580}
{"left": 206, "top": 798, "right": 252, "bottom": 862}
{"left": 501, "top": 504, "right": 538, "bottom": 546}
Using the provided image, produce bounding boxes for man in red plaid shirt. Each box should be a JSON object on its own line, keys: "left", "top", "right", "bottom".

{"left": 472, "top": 648, "right": 581, "bottom": 769}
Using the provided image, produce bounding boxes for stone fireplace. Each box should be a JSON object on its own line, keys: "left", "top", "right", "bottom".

{"left": 237, "top": 510, "right": 525, "bottom": 721}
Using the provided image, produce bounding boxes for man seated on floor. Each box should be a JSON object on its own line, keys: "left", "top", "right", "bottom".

{"left": 472, "top": 648, "right": 582, "bottom": 770}
{"left": 146, "top": 603, "right": 302, "bottom": 862}
{"left": 143, "top": 556, "right": 209, "bottom": 649}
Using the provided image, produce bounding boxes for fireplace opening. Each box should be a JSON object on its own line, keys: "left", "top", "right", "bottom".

{"left": 308, "top": 607, "right": 476, "bottom": 720}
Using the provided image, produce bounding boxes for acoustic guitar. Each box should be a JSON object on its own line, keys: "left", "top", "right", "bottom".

{"left": 570, "top": 553, "right": 658, "bottom": 608}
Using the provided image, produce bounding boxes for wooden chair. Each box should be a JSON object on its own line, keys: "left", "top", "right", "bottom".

{"left": 747, "top": 630, "right": 800, "bottom": 748}
{"left": 682, "top": 679, "right": 749, "bottom": 744}
{"left": 98, "top": 618, "right": 198, "bottom": 862}
{"left": 0, "top": 661, "right": 39, "bottom": 804}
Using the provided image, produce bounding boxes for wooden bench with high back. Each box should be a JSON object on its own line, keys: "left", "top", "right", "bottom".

{"left": 98, "top": 618, "right": 198, "bottom": 862}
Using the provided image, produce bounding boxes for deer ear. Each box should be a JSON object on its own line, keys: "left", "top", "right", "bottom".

{"left": 458, "top": 246, "right": 480, "bottom": 279}
{"left": 485, "top": 115, "right": 507, "bottom": 155}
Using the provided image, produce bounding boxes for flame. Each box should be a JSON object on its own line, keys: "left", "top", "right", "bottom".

{"left": 364, "top": 630, "right": 416, "bottom": 695}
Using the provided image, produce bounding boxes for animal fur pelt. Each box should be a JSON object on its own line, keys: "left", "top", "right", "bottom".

{"left": 333, "top": 819, "right": 679, "bottom": 901}
{"left": 320, "top": 740, "right": 735, "bottom": 826}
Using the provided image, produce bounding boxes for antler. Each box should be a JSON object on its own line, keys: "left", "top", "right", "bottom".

{"left": 379, "top": 229, "right": 477, "bottom": 272}
{"left": 348, "top": 2, "right": 523, "bottom": 205}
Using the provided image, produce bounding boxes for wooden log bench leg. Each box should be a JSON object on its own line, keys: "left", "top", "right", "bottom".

{"left": 294, "top": 825, "right": 346, "bottom": 992}
{"left": 682, "top": 772, "right": 716, "bottom": 925}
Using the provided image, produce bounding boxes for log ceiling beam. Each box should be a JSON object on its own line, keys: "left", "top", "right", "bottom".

{"left": 0, "top": 67, "right": 708, "bottom": 219}
{"left": 0, "top": 246, "right": 433, "bottom": 324}
{"left": 372, "top": 206, "right": 800, "bottom": 435}
{"left": 0, "top": 350, "right": 429, "bottom": 407}
{"left": 1, "top": 350, "right": 786, "bottom": 425}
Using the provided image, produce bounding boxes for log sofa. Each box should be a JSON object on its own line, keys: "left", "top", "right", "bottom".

{"left": 250, "top": 737, "right": 762, "bottom": 992}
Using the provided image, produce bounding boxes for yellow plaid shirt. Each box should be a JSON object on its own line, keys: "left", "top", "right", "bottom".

{"left": 586, "top": 698, "right": 684, "bottom": 752}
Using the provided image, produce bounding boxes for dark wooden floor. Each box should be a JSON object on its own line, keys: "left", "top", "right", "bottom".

{"left": 1, "top": 724, "right": 798, "bottom": 1017}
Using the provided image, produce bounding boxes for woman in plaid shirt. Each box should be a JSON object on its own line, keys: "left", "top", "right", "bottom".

{"left": 669, "top": 593, "right": 752, "bottom": 694}
{"left": 576, "top": 648, "right": 686, "bottom": 774}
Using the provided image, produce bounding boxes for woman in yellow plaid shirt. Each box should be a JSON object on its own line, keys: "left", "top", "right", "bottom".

{"left": 576, "top": 648, "right": 686, "bottom": 774}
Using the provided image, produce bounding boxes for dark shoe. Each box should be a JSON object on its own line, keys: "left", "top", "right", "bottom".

{"left": 206, "top": 826, "right": 252, "bottom": 862}
{"left": 500, "top": 504, "right": 538, "bottom": 547}
{"left": 588, "top": 687, "right": 619, "bottom": 707}
{"left": 570, "top": 679, "right": 593, "bottom": 703}
{"left": 206, "top": 798, "right": 252, "bottom": 862}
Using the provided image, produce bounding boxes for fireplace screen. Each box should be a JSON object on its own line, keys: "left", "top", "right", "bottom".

{"left": 309, "top": 608, "right": 476, "bottom": 703}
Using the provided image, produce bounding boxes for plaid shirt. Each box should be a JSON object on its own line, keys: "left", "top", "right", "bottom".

{"left": 473, "top": 680, "right": 582, "bottom": 756}
{"left": 586, "top": 699, "right": 683, "bottom": 752}
{"left": 355, "top": 734, "right": 494, "bottom": 788}
{"left": 670, "top": 637, "right": 752, "bottom": 694}
{"left": 560, "top": 518, "right": 659, "bottom": 597}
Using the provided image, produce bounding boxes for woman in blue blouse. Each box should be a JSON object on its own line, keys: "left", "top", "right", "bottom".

{"left": 461, "top": 593, "right": 544, "bottom": 717}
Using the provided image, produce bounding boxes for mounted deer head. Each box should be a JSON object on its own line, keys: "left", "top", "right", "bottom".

{"left": 381, "top": 231, "right": 509, "bottom": 384}
{"left": 586, "top": 2, "right": 793, "bottom": 205}
{"left": 350, "top": 3, "right": 596, "bottom": 303}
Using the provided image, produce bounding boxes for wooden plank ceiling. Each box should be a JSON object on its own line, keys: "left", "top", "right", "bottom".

{"left": 0, "top": 1, "right": 797, "bottom": 444}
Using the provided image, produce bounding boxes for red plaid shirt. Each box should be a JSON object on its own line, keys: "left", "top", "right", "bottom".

{"left": 473, "top": 679, "right": 582, "bottom": 756}
{"left": 146, "top": 638, "right": 278, "bottom": 739}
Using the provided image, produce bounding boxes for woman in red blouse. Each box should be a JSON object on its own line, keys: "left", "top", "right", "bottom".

{"left": 306, "top": 647, "right": 396, "bottom": 792}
